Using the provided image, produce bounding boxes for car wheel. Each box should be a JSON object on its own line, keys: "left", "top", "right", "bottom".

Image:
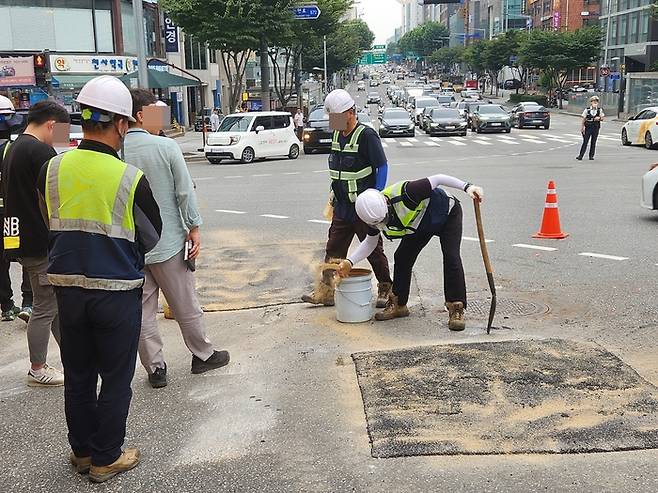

{"left": 544, "top": 124, "right": 550, "bottom": 130}
{"left": 288, "top": 144, "right": 300, "bottom": 159}
{"left": 621, "top": 129, "right": 630, "bottom": 146}
{"left": 208, "top": 159, "right": 222, "bottom": 165}
{"left": 240, "top": 146, "right": 255, "bottom": 164}
{"left": 645, "top": 132, "right": 655, "bottom": 150}
{"left": 460, "top": 132, "right": 467, "bottom": 137}
{"left": 505, "top": 129, "right": 511, "bottom": 133}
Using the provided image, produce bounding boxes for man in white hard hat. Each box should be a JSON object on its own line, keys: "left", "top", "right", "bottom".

{"left": 335, "top": 174, "right": 483, "bottom": 331}
{"left": 302, "top": 89, "right": 393, "bottom": 307}
{"left": 35, "top": 75, "right": 162, "bottom": 483}
{"left": 0, "top": 95, "right": 33, "bottom": 323}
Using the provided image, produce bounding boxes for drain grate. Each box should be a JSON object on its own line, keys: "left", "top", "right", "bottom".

{"left": 467, "top": 298, "right": 547, "bottom": 319}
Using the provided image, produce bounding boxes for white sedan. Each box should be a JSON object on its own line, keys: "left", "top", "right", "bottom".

{"left": 641, "top": 163, "right": 658, "bottom": 210}
{"left": 621, "top": 106, "right": 658, "bottom": 149}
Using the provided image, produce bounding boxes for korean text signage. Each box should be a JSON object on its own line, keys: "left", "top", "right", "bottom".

{"left": 49, "top": 55, "right": 139, "bottom": 75}
{"left": 0, "top": 56, "right": 36, "bottom": 87}
{"left": 164, "top": 13, "right": 179, "bottom": 53}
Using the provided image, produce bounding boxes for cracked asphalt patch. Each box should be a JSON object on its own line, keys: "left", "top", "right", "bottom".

{"left": 352, "top": 338, "right": 658, "bottom": 458}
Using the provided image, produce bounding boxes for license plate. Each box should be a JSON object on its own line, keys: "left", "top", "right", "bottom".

{"left": 393, "top": 130, "right": 404, "bottom": 133}
{"left": 319, "top": 138, "right": 332, "bottom": 143}
{"left": 490, "top": 122, "right": 502, "bottom": 126}
{"left": 445, "top": 126, "right": 455, "bottom": 130}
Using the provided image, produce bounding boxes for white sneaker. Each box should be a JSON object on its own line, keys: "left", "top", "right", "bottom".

{"left": 27, "top": 364, "right": 64, "bottom": 387}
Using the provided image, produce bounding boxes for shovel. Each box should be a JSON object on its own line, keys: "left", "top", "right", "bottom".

{"left": 474, "top": 198, "right": 496, "bottom": 334}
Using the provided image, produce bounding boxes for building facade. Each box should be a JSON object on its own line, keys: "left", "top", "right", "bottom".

{"left": 527, "top": 0, "right": 600, "bottom": 31}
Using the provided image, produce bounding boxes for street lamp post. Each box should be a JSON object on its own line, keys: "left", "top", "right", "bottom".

{"left": 602, "top": 0, "right": 613, "bottom": 92}
{"left": 323, "top": 35, "right": 328, "bottom": 95}
{"left": 132, "top": 0, "right": 148, "bottom": 89}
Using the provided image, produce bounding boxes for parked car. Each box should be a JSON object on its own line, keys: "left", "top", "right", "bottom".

{"left": 641, "top": 163, "right": 658, "bottom": 209}
{"left": 357, "top": 81, "right": 366, "bottom": 91}
{"left": 425, "top": 108, "right": 468, "bottom": 136}
{"left": 367, "top": 92, "right": 382, "bottom": 105}
{"left": 510, "top": 103, "right": 550, "bottom": 129}
{"left": 378, "top": 108, "right": 415, "bottom": 138}
{"left": 470, "top": 104, "right": 512, "bottom": 133}
{"left": 204, "top": 111, "right": 300, "bottom": 164}
{"left": 412, "top": 96, "right": 440, "bottom": 125}
{"left": 622, "top": 107, "right": 658, "bottom": 149}
{"left": 503, "top": 79, "right": 523, "bottom": 90}
{"left": 301, "top": 106, "right": 333, "bottom": 154}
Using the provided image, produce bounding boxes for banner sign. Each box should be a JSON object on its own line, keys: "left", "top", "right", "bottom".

{"left": 49, "top": 55, "right": 139, "bottom": 74}
{"left": 164, "top": 13, "right": 179, "bottom": 53}
{"left": 0, "top": 57, "right": 36, "bottom": 87}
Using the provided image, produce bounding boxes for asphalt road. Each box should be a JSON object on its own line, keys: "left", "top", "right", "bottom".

{"left": 1, "top": 79, "right": 658, "bottom": 492}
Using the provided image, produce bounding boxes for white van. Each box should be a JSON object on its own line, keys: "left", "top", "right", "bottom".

{"left": 204, "top": 111, "right": 300, "bottom": 164}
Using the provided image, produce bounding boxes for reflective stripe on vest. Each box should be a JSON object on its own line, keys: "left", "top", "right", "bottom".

{"left": 46, "top": 150, "right": 142, "bottom": 242}
{"left": 381, "top": 181, "right": 428, "bottom": 238}
{"left": 331, "top": 125, "right": 365, "bottom": 153}
{"left": 329, "top": 125, "right": 371, "bottom": 202}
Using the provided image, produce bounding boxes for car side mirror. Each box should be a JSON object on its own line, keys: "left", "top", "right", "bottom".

{"left": 255, "top": 125, "right": 265, "bottom": 133}
{"left": 628, "top": 116, "right": 635, "bottom": 121}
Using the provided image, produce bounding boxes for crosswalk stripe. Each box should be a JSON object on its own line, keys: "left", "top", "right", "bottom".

{"left": 476, "top": 136, "right": 492, "bottom": 140}
{"left": 429, "top": 137, "right": 442, "bottom": 142}
{"left": 407, "top": 138, "right": 419, "bottom": 143}
{"left": 497, "top": 139, "right": 519, "bottom": 144}
{"left": 520, "top": 138, "right": 546, "bottom": 144}
{"left": 454, "top": 136, "right": 467, "bottom": 141}
{"left": 518, "top": 134, "right": 541, "bottom": 139}
{"left": 446, "top": 140, "right": 467, "bottom": 146}
{"left": 388, "top": 138, "right": 397, "bottom": 143}
{"left": 473, "top": 140, "right": 492, "bottom": 145}
{"left": 498, "top": 135, "right": 515, "bottom": 140}
{"left": 565, "top": 133, "right": 583, "bottom": 138}
{"left": 381, "top": 142, "right": 388, "bottom": 148}
{"left": 424, "top": 141, "right": 440, "bottom": 146}
{"left": 545, "top": 137, "right": 572, "bottom": 143}
{"left": 400, "top": 141, "right": 413, "bottom": 147}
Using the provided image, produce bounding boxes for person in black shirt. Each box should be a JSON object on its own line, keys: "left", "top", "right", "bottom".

{"left": 577, "top": 95, "right": 604, "bottom": 161}
{"left": 2, "top": 100, "right": 69, "bottom": 386}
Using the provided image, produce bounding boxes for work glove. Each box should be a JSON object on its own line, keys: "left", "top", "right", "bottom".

{"left": 336, "top": 259, "right": 353, "bottom": 279}
{"left": 466, "top": 185, "right": 484, "bottom": 202}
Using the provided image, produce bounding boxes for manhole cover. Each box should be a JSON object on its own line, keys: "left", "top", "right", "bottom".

{"left": 468, "top": 298, "right": 547, "bottom": 319}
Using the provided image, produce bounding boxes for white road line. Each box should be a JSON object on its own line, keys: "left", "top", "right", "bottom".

{"left": 283, "top": 172, "right": 301, "bottom": 175}
{"left": 498, "top": 135, "right": 516, "bottom": 140}
{"left": 225, "top": 175, "right": 243, "bottom": 179}
{"left": 308, "top": 219, "right": 331, "bottom": 225}
{"left": 193, "top": 177, "right": 215, "bottom": 181}
{"left": 476, "top": 136, "right": 492, "bottom": 140}
{"left": 446, "top": 140, "right": 467, "bottom": 146}
{"left": 406, "top": 138, "right": 419, "bottom": 143}
{"left": 520, "top": 138, "right": 547, "bottom": 144}
{"left": 313, "top": 169, "right": 328, "bottom": 173}
{"left": 579, "top": 252, "right": 629, "bottom": 261}
{"left": 400, "top": 141, "right": 413, "bottom": 147}
{"left": 518, "top": 134, "right": 542, "bottom": 139}
{"left": 388, "top": 138, "right": 397, "bottom": 143}
{"left": 497, "top": 139, "right": 520, "bottom": 144}
{"left": 545, "top": 137, "right": 572, "bottom": 143}
{"left": 424, "top": 141, "right": 440, "bottom": 146}
{"left": 430, "top": 137, "right": 442, "bottom": 142}
{"left": 381, "top": 142, "right": 388, "bottom": 148}
{"left": 215, "top": 209, "right": 247, "bottom": 214}
{"left": 463, "top": 236, "right": 494, "bottom": 243}
{"left": 565, "top": 133, "right": 583, "bottom": 138}
{"left": 252, "top": 174, "right": 272, "bottom": 177}
{"left": 473, "top": 140, "right": 493, "bottom": 145}
{"left": 454, "top": 136, "right": 467, "bottom": 141}
{"left": 260, "top": 214, "right": 289, "bottom": 219}
{"left": 513, "top": 243, "right": 558, "bottom": 252}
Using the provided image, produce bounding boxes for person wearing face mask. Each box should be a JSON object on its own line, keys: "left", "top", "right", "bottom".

{"left": 302, "top": 89, "right": 393, "bottom": 308}
{"left": 577, "top": 95, "right": 604, "bottom": 161}
{"left": 35, "top": 76, "right": 162, "bottom": 483}
{"left": 335, "top": 175, "right": 483, "bottom": 331}
{"left": 2, "top": 100, "right": 70, "bottom": 387}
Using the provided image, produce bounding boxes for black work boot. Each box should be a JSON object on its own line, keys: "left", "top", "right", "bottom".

{"left": 191, "top": 350, "right": 230, "bottom": 374}
{"left": 148, "top": 364, "right": 167, "bottom": 389}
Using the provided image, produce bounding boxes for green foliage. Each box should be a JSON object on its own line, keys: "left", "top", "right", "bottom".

{"left": 508, "top": 94, "right": 548, "bottom": 106}
{"left": 429, "top": 46, "right": 464, "bottom": 71}
{"left": 462, "top": 42, "right": 486, "bottom": 76}
{"left": 386, "top": 42, "right": 400, "bottom": 56}
{"left": 399, "top": 22, "right": 449, "bottom": 57}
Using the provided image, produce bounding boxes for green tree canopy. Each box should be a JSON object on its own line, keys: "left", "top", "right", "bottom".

{"left": 429, "top": 46, "right": 464, "bottom": 72}
{"left": 399, "top": 22, "right": 449, "bottom": 57}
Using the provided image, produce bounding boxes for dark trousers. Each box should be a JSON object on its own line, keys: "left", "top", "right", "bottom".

{"left": 0, "top": 257, "right": 31, "bottom": 311}
{"left": 579, "top": 125, "right": 599, "bottom": 159}
{"left": 392, "top": 202, "right": 466, "bottom": 307}
{"left": 325, "top": 217, "right": 392, "bottom": 285}
{"left": 56, "top": 286, "right": 142, "bottom": 467}
{"left": 296, "top": 126, "right": 304, "bottom": 141}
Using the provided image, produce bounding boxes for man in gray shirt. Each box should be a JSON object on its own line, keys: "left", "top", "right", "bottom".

{"left": 123, "top": 90, "right": 230, "bottom": 388}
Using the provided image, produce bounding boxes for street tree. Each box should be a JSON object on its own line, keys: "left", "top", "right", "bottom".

{"left": 399, "top": 22, "right": 449, "bottom": 57}
{"left": 481, "top": 32, "right": 521, "bottom": 96}
{"left": 462, "top": 41, "right": 486, "bottom": 81}
{"left": 519, "top": 26, "right": 603, "bottom": 108}
{"left": 429, "top": 46, "right": 464, "bottom": 74}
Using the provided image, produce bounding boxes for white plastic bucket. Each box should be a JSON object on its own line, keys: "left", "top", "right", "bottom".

{"left": 335, "top": 268, "right": 374, "bottom": 323}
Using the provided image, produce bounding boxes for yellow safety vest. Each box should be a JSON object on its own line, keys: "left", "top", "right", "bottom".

{"left": 381, "top": 181, "right": 429, "bottom": 239}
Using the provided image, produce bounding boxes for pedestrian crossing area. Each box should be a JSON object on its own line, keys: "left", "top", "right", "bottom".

{"left": 378, "top": 131, "right": 621, "bottom": 149}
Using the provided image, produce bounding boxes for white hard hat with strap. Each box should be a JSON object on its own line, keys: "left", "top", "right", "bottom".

{"left": 76, "top": 75, "right": 136, "bottom": 122}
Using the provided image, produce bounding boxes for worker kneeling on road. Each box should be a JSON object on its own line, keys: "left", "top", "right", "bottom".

{"left": 303, "top": 89, "right": 393, "bottom": 308}
{"left": 336, "top": 175, "right": 483, "bottom": 331}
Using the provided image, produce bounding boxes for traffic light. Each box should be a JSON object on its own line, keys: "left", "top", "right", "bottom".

{"left": 33, "top": 53, "right": 46, "bottom": 69}
{"left": 33, "top": 53, "right": 47, "bottom": 86}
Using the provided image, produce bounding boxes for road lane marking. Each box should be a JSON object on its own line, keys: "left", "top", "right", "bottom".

{"left": 215, "top": 209, "right": 247, "bottom": 214}
{"left": 545, "top": 137, "right": 572, "bottom": 143}
{"left": 225, "top": 175, "right": 243, "bottom": 179}
{"left": 518, "top": 134, "right": 542, "bottom": 139}
{"left": 407, "top": 138, "right": 419, "bottom": 143}
{"left": 388, "top": 138, "right": 397, "bottom": 143}
{"left": 599, "top": 136, "right": 619, "bottom": 142}
{"left": 454, "top": 136, "right": 467, "bottom": 141}
{"left": 260, "top": 214, "right": 289, "bottom": 219}
{"left": 400, "top": 142, "right": 413, "bottom": 147}
{"left": 424, "top": 141, "right": 440, "bottom": 146}
{"left": 497, "top": 139, "right": 520, "bottom": 144}
{"left": 463, "top": 236, "right": 494, "bottom": 243}
{"left": 283, "top": 172, "right": 301, "bottom": 175}
{"left": 498, "top": 135, "right": 515, "bottom": 140}
{"left": 308, "top": 219, "right": 331, "bottom": 225}
{"left": 252, "top": 174, "right": 272, "bottom": 177}
{"left": 476, "top": 136, "right": 492, "bottom": 140}
{"left": 445, "top": 140, "right": 467, "bottom": 146}
{"left": 579, "top": 252, "right": 629, "bottom": 261}
{"left": 520, "top": 138, "right": 546, "bottom": 144}
{"left": 565, "top": 133, "right": 583, "bottom": 138}
{"left": 313, "top": 169, "right": 328, "bottom": 173}
{"left": 473, "top": 140, "right": 492, "bottom": 145}
{"left": 430, "top": 137, "right": 442, "bottom": 142}
{"left": 193, "top": 177, "right": 215, "bottom": 181}
{"left": 513, "top": 244, "right": 558, "bottom": 252}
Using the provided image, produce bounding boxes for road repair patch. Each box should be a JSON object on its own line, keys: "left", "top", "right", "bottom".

{"left": 352, "top": 339, "right": 658, "bottom": 457}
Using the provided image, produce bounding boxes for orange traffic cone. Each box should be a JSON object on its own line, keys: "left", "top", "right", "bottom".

{"left": 533, "top": 180, "right": 569, "bottom": 239}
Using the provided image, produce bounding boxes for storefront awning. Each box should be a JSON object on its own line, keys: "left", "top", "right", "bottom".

{"left": 119, "top": 69, "right": 200, "bottom": 89}
{"left": 51, "top": 75, "right": 98, "bottom": 90}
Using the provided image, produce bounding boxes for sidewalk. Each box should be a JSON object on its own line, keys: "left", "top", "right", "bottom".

{"left": 174, "top": 131, "right": 207, "bottom": 161}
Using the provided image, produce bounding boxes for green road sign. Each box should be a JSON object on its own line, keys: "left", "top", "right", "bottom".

{"left": 373, "top": 44, "right": 386, "bottom": 50}
{"left": 358, "top": 51, "right": 388, "bottom": 65}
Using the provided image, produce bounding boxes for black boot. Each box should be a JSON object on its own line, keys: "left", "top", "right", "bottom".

{"left": 148, "top": 364, "right": 167, "bottom": 388}
{"left": 191, "top": 350, "right": 230, "bottom": 374}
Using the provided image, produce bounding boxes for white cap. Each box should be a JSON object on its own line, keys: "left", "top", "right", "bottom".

{"left": 154, "top": 100, "right": 168, "bottom": 107}
{"left": 0, "top": 95, "right": 15, "bottom": 115}
{"left": 324, "top": 89, "right": 355, "bottom": 114}
{"left": 76, "top": 75, "right": 136, "bottom": 122}
{"left": 355, "top": 189, "right": 388, "bottom": 225}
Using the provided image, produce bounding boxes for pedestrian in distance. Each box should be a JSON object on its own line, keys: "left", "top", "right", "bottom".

{"left": 2, "top": 100, "right": 70, "bottom": 386}
{"left": 37, "top": 76, "right": 162, "bottom": 482}
{"left": 302, "top": 89, "right": 393, "bottom": 308}
{"left": 294, "top": 108, "right": 304, "bottom": 141}
{"left": 336, "top": 175, "right": 483, "bottom": 331}
{"left": 210, "top": 108, "right": 220, "bottom": 132}
{"left": 124, "top": 89, "right": 230, "bottom": 389}
{"left": 0, "top": 95, "right": 33, "bottom": 323}
{"left": 577, "top": 95, "right": 604, "bottom": 161}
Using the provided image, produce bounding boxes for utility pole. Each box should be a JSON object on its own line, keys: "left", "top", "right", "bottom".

{"left": 260, "top": 36, "right": 271, "bottom": 111}
{"left": 323, "top": 35, "right": 328, "bottom": 95}
{"left": 602, "top": 0, "right": 613, "bottom": 92}
{"left": 132, "top": 0, "right": 148, "bottom": 88}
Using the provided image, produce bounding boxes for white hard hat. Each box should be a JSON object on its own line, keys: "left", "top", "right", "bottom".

{"left": 0, "top": 95, "right": 15, "bottom": 115}
{"left": 324, "top": 89, "right": 355, "bottom": 114}
{"left": 76, "top": 75, "right": 136, "bottom": 122}
{"left": 355, "top": 189, "right": 388, "bottom": 226}
{"left": 154, "top": 100, "right": 168, "bottom": 107}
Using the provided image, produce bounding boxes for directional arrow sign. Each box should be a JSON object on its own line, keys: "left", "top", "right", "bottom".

{"left": 291, "top": 5, "right": 321, "bottom": 20}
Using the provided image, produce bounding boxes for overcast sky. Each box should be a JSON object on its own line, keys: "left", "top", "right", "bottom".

{"left": 359, "top": 0, "right": 401, "bottom": 45}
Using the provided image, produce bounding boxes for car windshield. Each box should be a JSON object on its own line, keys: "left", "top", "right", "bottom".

{"left": 478, "top": 106, "right": 507, "bottom": 115}
{"left": 383, "top": 110, "right": 409, "bottom": 119}
{"left": 369, "top": 93, "right": 379, "bottom": 97}
{"left": 437, "top": 96, "right": 453, "bottom": 103}
{"left": 358, "top": 113, "right": 372, "bottom": 124}
{"left": 457, "top": 102, "right": 470, "bottom": 109}
{"left": 431, "top": 109, "right": 461, "bottom": 118}
{"left": 218, "top": 115, "right": 253, "bottom": 132}
{"left": 415, "top": 98, "right": 436, "bottom": 109}
{"left": 308, "top": 109, "right": 329, "bottom": 121}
